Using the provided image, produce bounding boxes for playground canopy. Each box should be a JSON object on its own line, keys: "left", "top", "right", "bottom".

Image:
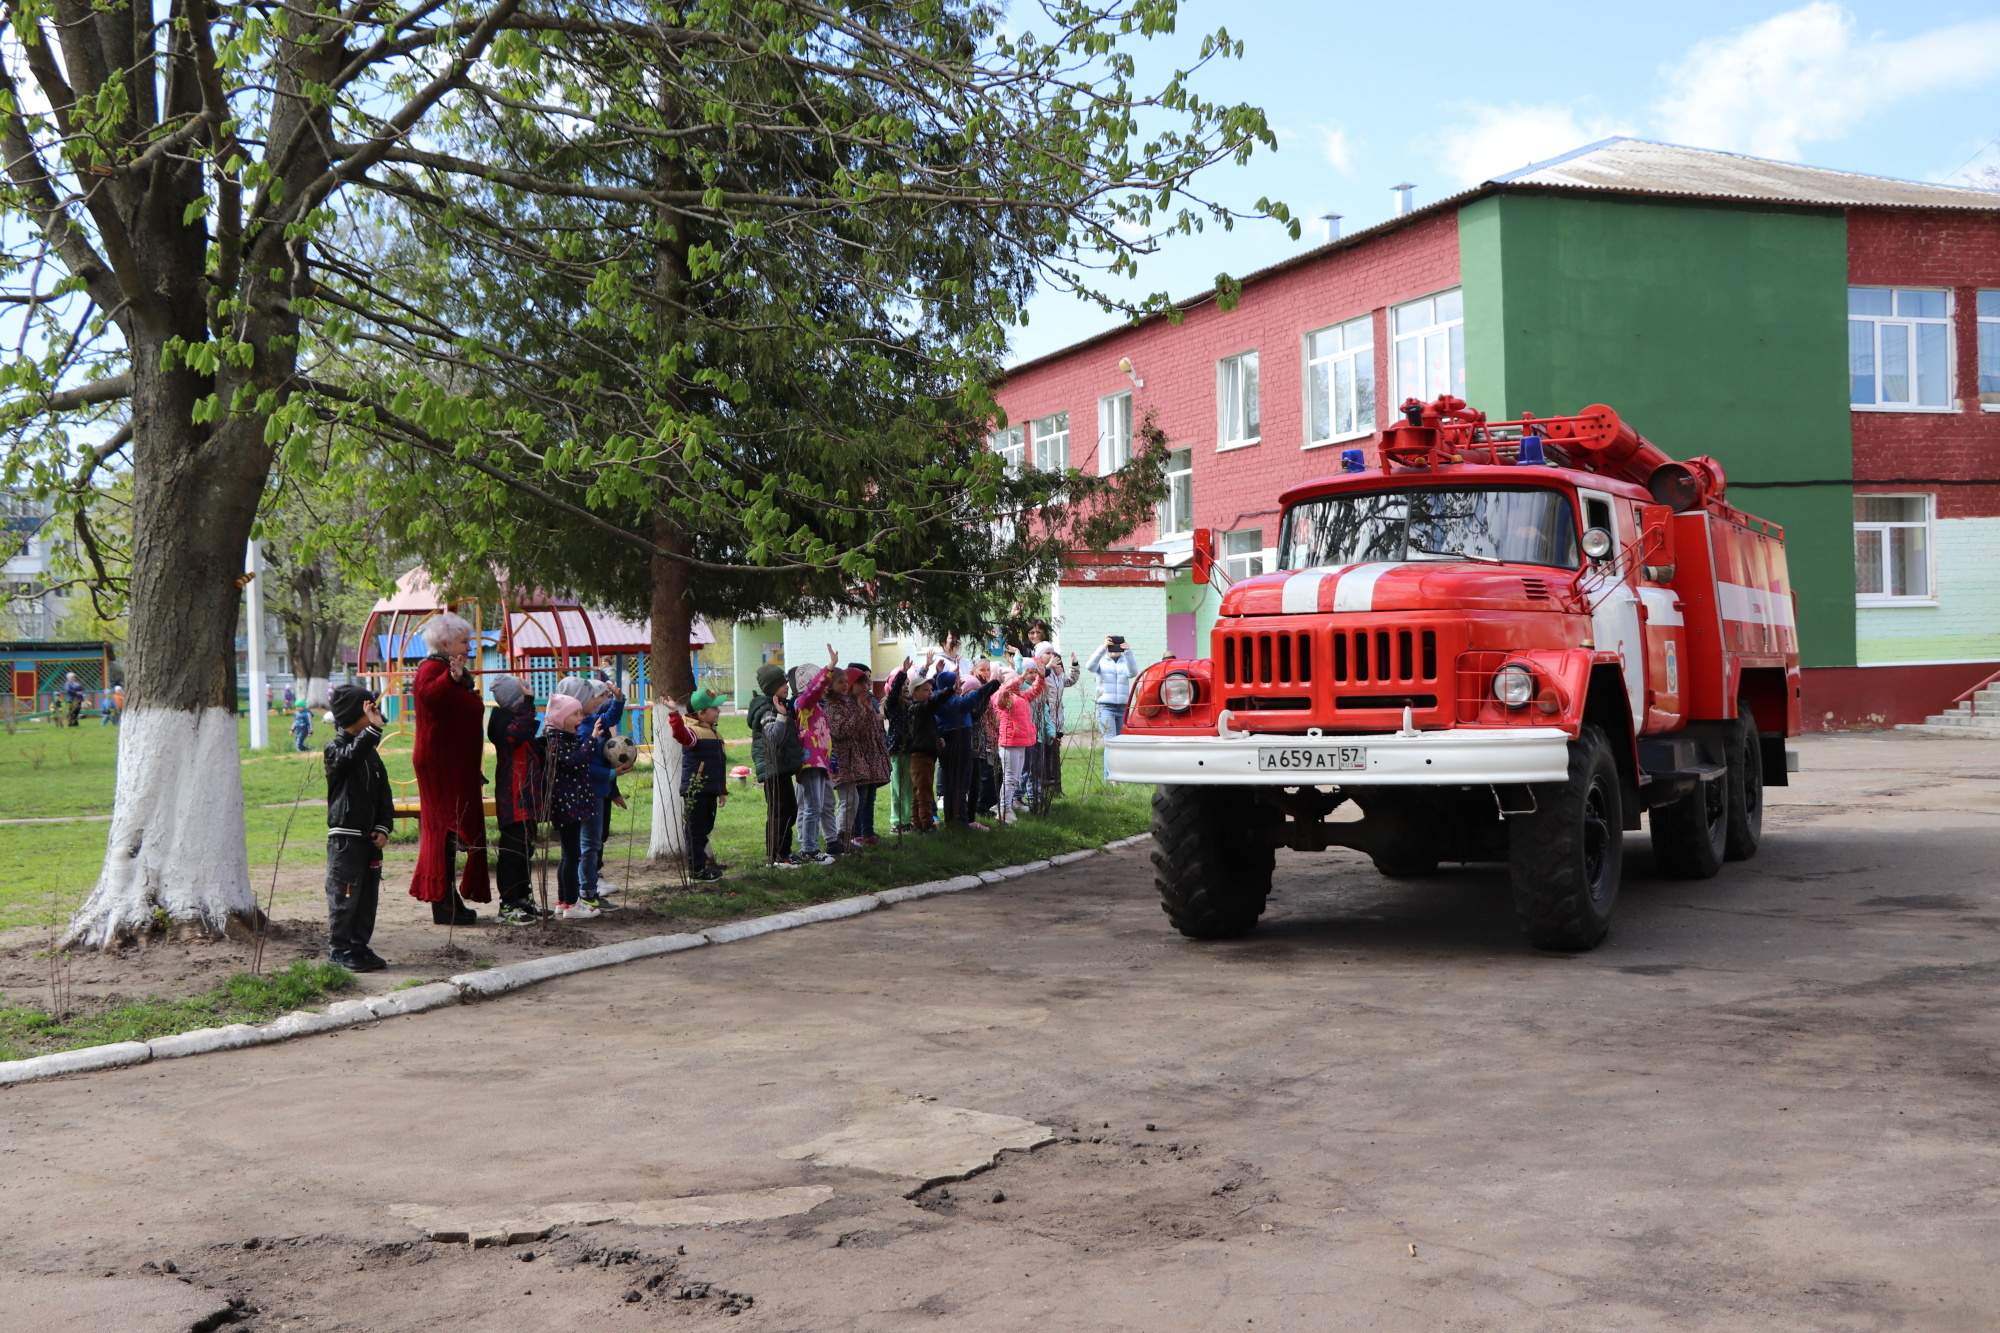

{"left": 3, "top": 639, "right": 114, "bottom": 712}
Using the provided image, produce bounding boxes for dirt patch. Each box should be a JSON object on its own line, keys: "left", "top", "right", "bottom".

{"left": 0, "top": 862, "right": 789, "bottom": 1016}
{"left": 909, "top": 1129, "right": 1276, "bottom": 1249}
{"left": 43, "top": 1228, "right": 755, "bottom": 1329}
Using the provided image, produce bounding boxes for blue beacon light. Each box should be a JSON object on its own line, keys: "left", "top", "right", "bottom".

{"left": 1516, "top": 435, "right": 1547, "bottom": 466}
{"left": 1340, "top": 448, "right": 1366, "bottom": 473}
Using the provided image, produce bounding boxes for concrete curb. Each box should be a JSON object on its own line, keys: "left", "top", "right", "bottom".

{"left": 1, "top": 831, "right": 1156, "bottom": 1088}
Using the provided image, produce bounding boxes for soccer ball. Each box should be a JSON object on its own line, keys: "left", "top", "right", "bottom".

{"left": 602, "top": 734, "right": 639, "bottom": 773}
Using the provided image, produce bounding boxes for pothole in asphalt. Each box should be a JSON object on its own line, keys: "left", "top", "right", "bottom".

{"left": 64, "top": 1230, "right": 757, "bottom": 1326}
{"left": 909, "top": 1130, "right": 1276, "bottom": 1248}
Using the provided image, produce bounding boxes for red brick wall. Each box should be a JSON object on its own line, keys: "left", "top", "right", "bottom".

{"left": 997, "top": 213, "right": 1462, "bottom": 544}
{"left": 1847, "top": 210, "right": 2000, "bottom": 519}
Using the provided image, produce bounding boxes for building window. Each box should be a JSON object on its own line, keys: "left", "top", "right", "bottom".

{"left": 1098, "top": 391, "right": 1133, "bottom": 472}
{"left": 1217, "top": 351, "right": 1260, "bottom": 448}
{"left": 1392, "top": 288, "right": 1464, "bottom": 406}
{"left": 1854, "top": 494, "right": 1934, "bottom": 603}
{"left": 1158, "top": 448, "right": 1193, "bottom": 537}
{"left": 1222, "top": 528, "right": 1265, "bottom": 581}
{"left": 1306, "top": 315, "right": 1374, "bottom": 446}
{"left": 1849, "top": 288, "right": 1951, "bottom": 410}
{"left": 989, "top": 423, "right": 1025, "bottom": 473}
{"left": 1032, "top": 412, "right": 1069, "bottom": 471}
{"left": 1979, "top": 291, "right": 2000, "bottom": 411}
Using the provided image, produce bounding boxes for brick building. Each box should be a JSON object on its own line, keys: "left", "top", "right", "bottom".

{"left": 996, "top": 139, "right": 2000, "bottom": 729}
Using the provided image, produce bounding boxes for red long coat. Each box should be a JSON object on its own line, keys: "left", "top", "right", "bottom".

{"left": 408, "top": 656, "right": 491, "bottom": 903}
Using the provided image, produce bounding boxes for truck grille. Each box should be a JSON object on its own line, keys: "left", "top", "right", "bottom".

{"left": 1221, "top": 631, "right": 1314, "bottom": 687}
{"left": 1329, "top": 628, "right": 1437, "bottom": 684}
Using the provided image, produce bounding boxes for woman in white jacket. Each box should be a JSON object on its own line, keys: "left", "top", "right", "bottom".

{"left": 1083, "top": 636, "right": 1136, "bottom": 779}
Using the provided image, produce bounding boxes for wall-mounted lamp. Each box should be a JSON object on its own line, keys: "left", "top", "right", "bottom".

{"left": 1118, "top": 357, "right": 1144, "bottom": 388}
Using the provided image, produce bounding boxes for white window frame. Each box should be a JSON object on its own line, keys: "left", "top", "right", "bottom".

{"left": 1391, "top": 287, "right": 1464, "bottom": 407}
{"left": 1854, "top": 492, "right": 1937, "bottom": 606}
{"left": 1031, "top": 411, "right": 1069, "bottom": 471}
{"left": 1849, "top": 287, "right": 1955, "bottom": 413}
{"left": 1216, "top": 350, "right": 1260, "bottom": 451}
{"left": 1221, "top": 528, "right": 1266, "bottom": 582}
{"left": 1157, "top": 448, "right": 1194, "bottom": 537}
{"left": 1303, "top": 315, "right": 1376, "bottom": 448}
{"left": 988, "top": 423, "right": 1026, "bottom": 474}
{"left": 1097, "top": 390, "right": 1133, "bottom": 472}
{"left": 1977, "top": 290, "right": 2000, "bottom": 412}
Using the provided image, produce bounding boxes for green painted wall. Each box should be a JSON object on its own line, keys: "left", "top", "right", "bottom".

{"left": 1459, "top": 192, "right": 1855, "bottom": 666}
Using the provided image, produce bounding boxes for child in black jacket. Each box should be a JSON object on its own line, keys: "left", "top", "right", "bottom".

{"left": 667, "top": 688, "right": 730, "bottom": 879}
{"left": 324, "top": 683, "right": 395, "bottom": 971}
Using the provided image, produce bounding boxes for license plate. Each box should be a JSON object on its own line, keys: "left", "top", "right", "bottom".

{"left": 1257, "top": 745, "right": 1367, "bottom": 772}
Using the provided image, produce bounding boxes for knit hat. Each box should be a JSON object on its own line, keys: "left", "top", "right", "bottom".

{"left": 755, "top": 663, "right": 787, "bottom": 696}
{"left": 543, "top": 694, "right": 584, "bottom": 732}
{"left": 689, "top": 687, "right": 722, "bottom": 712}
{"left": 553, "top": 675, "right": 600, "bottom": 704}
{"left": 489, "top": 674, "right": 527, "bottom": 710}
{"left": 931, "top": 670, "right": 958, "bottom": 694}
{"left": 1034, "top": 641, "right": 1060, "bottom": 660}
{"left": 845, "top": 664, "right": 871, "bottom": 689}
{"left": 329, "top": 683, "right": 378, "bottom": 729}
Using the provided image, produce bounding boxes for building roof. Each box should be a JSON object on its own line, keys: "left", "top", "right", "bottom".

{"left": 1494, "top": 137, "right": 2000, "bottom": 211}
{"left": 1004, "top": 139, "right": 2000, "bottom": 378}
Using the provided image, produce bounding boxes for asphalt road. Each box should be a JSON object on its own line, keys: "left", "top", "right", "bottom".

{"left": 4, "top": 731, "right": 1998, "bottom": 1332}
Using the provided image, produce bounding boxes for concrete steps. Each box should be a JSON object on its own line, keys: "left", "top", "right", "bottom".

{"left": 1889, "top": 684, "right": 2000, "bottom": 738}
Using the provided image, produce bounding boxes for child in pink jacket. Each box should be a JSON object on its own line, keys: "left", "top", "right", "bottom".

{"left": 990, "top": 665, "right": 1045, "bottom": 823}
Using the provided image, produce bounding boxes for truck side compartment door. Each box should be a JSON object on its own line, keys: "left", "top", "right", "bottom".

{"left": 1635, "top": 503, "right": 1684, "bottom": 733}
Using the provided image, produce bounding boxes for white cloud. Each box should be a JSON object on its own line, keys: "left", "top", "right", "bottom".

{"left": 1654, "top": 2, "right": 2000, "bottom": 160}
{"left": 1434, "top": 105, "right": 1632, "bottom": 187}
{"left": 1315, "top": 124, "right": 1356, "bottom": 174}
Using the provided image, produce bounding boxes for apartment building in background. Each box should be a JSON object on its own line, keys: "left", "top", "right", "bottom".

{"left": 994, "top": 138, "right": 2000, "bottom": 729}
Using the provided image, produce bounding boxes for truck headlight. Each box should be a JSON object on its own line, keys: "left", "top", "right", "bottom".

{"left": 1160, "top": 671, "right": 1196, "bottom": 713}
{"left": 1492, "top": 664, "right": 1535, "bottom": 708}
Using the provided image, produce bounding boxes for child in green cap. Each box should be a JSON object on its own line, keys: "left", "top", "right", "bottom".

{"left": 667, "top": 687, "right": 730, "bottom": 880}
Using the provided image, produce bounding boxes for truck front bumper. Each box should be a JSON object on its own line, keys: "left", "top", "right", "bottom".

{"left": 1104, "top": 727, "right": 1574, "bottom": 786}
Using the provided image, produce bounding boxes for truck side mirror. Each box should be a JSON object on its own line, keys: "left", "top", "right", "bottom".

{"left": 1638, "top": 504, "right": 1676, "bottom": 581}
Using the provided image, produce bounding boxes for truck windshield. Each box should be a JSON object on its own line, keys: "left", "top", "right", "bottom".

{"left": 1279, "top": 487, "right": 1580, "bottom": 570}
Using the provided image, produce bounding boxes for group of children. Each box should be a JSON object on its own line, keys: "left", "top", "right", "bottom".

{"left": 320, "top": 669, "right": 646, "bottom": 971}
{"left": 743, "top": 627, "right": 1082, "bottom": 870}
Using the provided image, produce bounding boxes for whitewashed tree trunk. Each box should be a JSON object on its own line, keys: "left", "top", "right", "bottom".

{"left": 648, "top": 701, "right": 687, "bottom": 869}
{"left": 62, "top": 708, "right": 259, "bottom": 947}
{"left": 303, "top": 676, "right": 331, "bottom": 708}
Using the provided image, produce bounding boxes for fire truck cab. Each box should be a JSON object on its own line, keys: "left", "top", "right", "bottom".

{"left": 1105, "top": 396, "right": 1801, "bottom": 951}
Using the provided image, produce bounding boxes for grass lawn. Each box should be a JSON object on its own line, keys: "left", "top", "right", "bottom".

{"left": 0, "top": 709, "right": 1151, "bottom": 933}
{"left": 0, "top": 959, "right": 354, "bottom": 1061}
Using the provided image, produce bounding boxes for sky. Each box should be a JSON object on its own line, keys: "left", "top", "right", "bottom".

{"left": 1006, "top": 0, "right": 2000, "bottom": 366}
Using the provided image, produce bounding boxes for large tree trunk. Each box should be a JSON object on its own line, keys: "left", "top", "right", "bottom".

{"left": 63, "top": 368, "right": 271, "bottom": 947}
{"left": 61, "top": 15, "right": 336, "bottom": 948}
{"left": 648, "top": 513, "right": 695, "bottom": 865}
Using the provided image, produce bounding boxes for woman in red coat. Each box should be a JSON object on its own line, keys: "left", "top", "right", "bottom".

{"left": 410, "top": 612, "right": 489, "bottom": 923}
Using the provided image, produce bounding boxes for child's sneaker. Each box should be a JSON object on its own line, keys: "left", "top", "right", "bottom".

{"left": 811, "top": 851, "right": 836, "bottom": 866}
{"left": 689, "top": 866, "right": 724, "bottom": 882}
{"left": 582, "top": 894, "right": 619, "bottom": 912}
{"left": 769, "top": 858, "right": 800, "bottom": 870}
{"left": 497, "top": 905, "right": 539, "bottom": 925}
{"left": 558, "top": 900, "right": 601, "bottom": 920}
{"left": 595, "top": 881, "right": 620, "bottom": 896}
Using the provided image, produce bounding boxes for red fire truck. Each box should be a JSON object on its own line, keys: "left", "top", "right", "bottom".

{"left": 1106, "top": 395, "right": 1800, "bottom": 951}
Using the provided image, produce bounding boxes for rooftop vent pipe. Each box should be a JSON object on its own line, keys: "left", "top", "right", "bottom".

{"left": 1319, "top": 213, "right": 1343, "bottom": 243}
{"left": 1392, "top": 183, "right": 1415, "bottom": 215}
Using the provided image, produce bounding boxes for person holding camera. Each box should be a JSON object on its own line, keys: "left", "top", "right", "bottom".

{"left": 323, "top": 684, "right": 394, "bottom": 971}
{"left": 1083, "top": 634, "right": 1136, "bottom": 779}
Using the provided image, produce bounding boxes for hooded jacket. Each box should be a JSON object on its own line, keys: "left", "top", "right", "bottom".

{"left": 324, "top": 723, "right": 395, "bottom": 841}
{"left": 990, "top": 674, "right": 1046, "bottom": 749}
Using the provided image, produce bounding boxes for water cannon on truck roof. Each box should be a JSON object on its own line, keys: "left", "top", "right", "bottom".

{"left": 1111, "top": 395, "right": 1801, "bottom": 952}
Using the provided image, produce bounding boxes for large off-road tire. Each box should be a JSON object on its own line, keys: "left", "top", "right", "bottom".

{"left": 1151, "top": 785, "right": 1275, "bottom": 939}
{"left": 1650, "top": 769, "right": 1727, "bottom": 879}
{"left": 1508, "top": 724, "right": 1623, "bottom": 951}
{"left": 1724, "top": 715, "right": 1763, "bottom": 861}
